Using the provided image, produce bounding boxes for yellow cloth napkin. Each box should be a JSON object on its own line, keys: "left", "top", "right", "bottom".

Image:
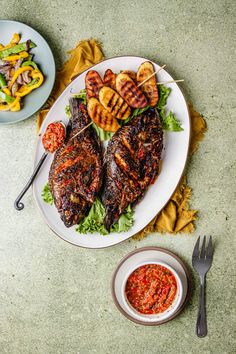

{"left": 36, "top": 39, "right": 207, "bottom": 237}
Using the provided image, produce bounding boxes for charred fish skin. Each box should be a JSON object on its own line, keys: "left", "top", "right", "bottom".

{"left": 49, "top": 98, "right": 103, "bottom": 227}
{"left": 102, "top": 108, "right": 163, "bottom": 231}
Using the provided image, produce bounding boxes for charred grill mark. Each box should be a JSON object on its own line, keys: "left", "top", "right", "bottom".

{"left": 107, "top": 92, "right": 116, "bottom": 107}
{"left": 110, "top": 95, "right": 120, "bottom": 114}
{"left": 118, "top": 102, "right": 130, "bottom": 117}
{"left": 120, "top": 80, "right": 147, "bottom": 108}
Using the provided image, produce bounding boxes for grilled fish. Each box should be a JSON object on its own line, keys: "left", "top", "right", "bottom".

{"left": 49, "top": 98, "right": 103, "bottom": 227}
{"left": 102, "top": 108, "right": 163, "bottom": 230}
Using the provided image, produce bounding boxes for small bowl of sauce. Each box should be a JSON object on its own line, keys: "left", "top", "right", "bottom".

{"left": 122, "top": 261, "right": 183, "bottom": 322}
{"left": 42, "top": 121, "right": 66, "bottom": 153}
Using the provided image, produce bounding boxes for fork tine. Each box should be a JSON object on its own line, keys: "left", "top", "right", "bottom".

{"left": 206, "top": 236, "right": 213, "bottom": 259}
{"left": 200, "top": 236, "right": 206, "bottom": 259}
{"left": 192, "top": 236, "right": 200, "bottom": 259}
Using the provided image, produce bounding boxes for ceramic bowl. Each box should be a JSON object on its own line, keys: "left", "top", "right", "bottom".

{"left": 111, "top": 247, "right": 190, "bottom": 325}
{"left": 122, "top": 261, "right": 183, "bottom": 322}
{"left": 0, "top": 20, "right": 55, "bottom": 125}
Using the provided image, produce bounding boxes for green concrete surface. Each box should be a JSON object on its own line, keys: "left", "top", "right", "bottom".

{"left": 0, "top": 0, "right": 235, "bottom": 353}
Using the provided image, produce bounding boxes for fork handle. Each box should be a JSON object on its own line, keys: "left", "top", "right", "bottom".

{"left": 196, "top": 276, "right": 207, "bottom": 337}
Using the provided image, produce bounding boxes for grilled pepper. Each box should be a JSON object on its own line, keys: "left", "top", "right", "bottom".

{"left": 0, "top": 96, "right": 21, "bottom": 111}
{"left": 0, "top": 73, "right": 7, "bottom": 88}
{"left": 0, "top": 90, "right": 15, "bottom": 103}
{"left": 21, "top": 60, "right": 38, "bottom": 69}
{"left": 8, "top": 66, "right": 33, "bottom": 89}
{"left": 0, "top": 41, "right": 36, "bottom": 59}
{"left": 15, "top": 70, "right": 44, "bottom": 97}
{"left": 3, "top": 51, "right": 29, "bottom": 61}
{"left": 10, "top": 33, "right": 20, "bottom": 45}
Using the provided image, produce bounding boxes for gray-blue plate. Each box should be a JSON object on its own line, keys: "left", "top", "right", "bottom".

{"left": 0, "top": 20, "right": 55, "bottom": 125}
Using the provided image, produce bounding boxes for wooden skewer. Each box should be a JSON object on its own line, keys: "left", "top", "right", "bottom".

{"left": 157, "top": 79, "right": 184, "bottom": 85}
{"left": 137, "top": 64, "right": 166, "bottom": 87}
{"left": 70, "top": 121, "right": 93, "bottom": 140}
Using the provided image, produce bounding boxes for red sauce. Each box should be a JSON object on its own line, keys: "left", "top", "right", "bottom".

{"left": 125, "top": 264, "right": 177, "bottom": 315}
{"left": 42, "top": 122, "right": 65, "bottom": 153}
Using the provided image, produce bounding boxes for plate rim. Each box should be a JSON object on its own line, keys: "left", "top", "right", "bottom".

{"left": 111, "top": 246, "right": 191, "bottom": 326}
{"left": 33, "top": 55, "right": 191, "bottom": 249}
{"left": 0, "top": 19, "right": 56, "bottom": 125}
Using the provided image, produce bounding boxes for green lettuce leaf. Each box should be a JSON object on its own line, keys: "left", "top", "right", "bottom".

{"left": 92, "top": 123, "right": 114, "bottom": 141}
{"left": 73, "top": 89, "right": 86, "bottom": 104}
{"left": 65, "top": 105, "right": 71, "bottom": 118}
{"left": 41, "top": 183, "right": 54, "bottom": 205}
{"left": 162, "top": 111, "right": 183, "bottom": 132}
{"left": 76, "top": 198, "right": 134, "bottom": 235}
{"left": 76, "top": 198, "right": 108, "bottom": 235}
{"left": 156, "top": 85, "right": 183, "bottom": 132}
{"left": 111, "top": 204, "right": 134, "bottom": 233}
{"left": 156, "top": 84, "right": 171, "bottom": 121}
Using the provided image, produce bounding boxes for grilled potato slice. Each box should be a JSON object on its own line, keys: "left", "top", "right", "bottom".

{"left": 99, "top": 86, "right": 131, "bottom": 120}
{"left": 121, "top": 70, "right": 137, "bottom": 83}
{"left": 103, "top": 69, "right": 116, "bottom": 90}
{"left": 87, "top": 98, "right": 120, "bottom": 132}
{"left": 116, "top": 73, "right": 148, "bottom": 108}
{"left": 137, "top": 61, "right": 158, "bottom": 107}
{"left": 85, "top": 70, "right": 103, "bottom": 101}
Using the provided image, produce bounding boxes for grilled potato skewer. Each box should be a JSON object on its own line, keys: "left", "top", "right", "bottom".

{"left": 137, "top": 61, "right": 158, "bottom": 107}
{"left": 103, "top": 69, "right": 117, "bottom": 90}
{"left": 99, "top": 86, "right": 131, "bottom": 120}
{"left": 87, "top": 98, "right": 120, "bottom": 132}
{"left": 116, "top": 73, "right": 148, "bottom": 108}
{"left": 85, "top": 70, "right": 103, "bottom": 101}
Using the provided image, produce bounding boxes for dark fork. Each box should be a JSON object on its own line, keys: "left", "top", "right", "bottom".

{"left": 192, "top": 236, "right": 213, "bottom": 337}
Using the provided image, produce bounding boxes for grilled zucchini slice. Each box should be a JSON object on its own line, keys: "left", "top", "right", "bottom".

{"left": 99, "top": 86, "right": 131, "bottom": 120}
{"left": 87, "top": 98, "right": 120, "bottom": 132}
{"left": 116, "top": 73, "right": 148, "bottom": 108}
{"left": 137, "top": 61, "right": 158, "bottom": 107}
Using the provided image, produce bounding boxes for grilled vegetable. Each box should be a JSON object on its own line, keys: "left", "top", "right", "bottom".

{"left": 99, "top": 86, "right": 131, "bottom": 120}
{"left": 0, "top": 90, "right": 15, "bottom": 103}
{"left": 137, "top": 61, "right": 158, "bottom": 107}
{"left": 103, "top": 69, "right": 116, "bottom": 89}
{"left": 0, "top": 73, "right": 7, "bottom": 88}
{"left": 116, "top": 73, "right": 148, "bottom": 108}
{"left": 85, "top": 70, "right": 103, "bottom": 101}
{"left": 21, "top": 60, "right": 38, "bottom": 69}
{"left": 0, "top": 41, "right": 36, "bottom": 59}
{"left": 2, "top": 51, "right": 28, "bottom": 62}
{"left": 87, "top": 97, "right": 120, "bottom": 132}
{"left": 121, "top": 70, "right": 137, "bottom": 83}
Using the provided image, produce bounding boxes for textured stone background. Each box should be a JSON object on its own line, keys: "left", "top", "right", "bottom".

{"left": 0, "top": 1, "right": 235, "bottom": 353}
